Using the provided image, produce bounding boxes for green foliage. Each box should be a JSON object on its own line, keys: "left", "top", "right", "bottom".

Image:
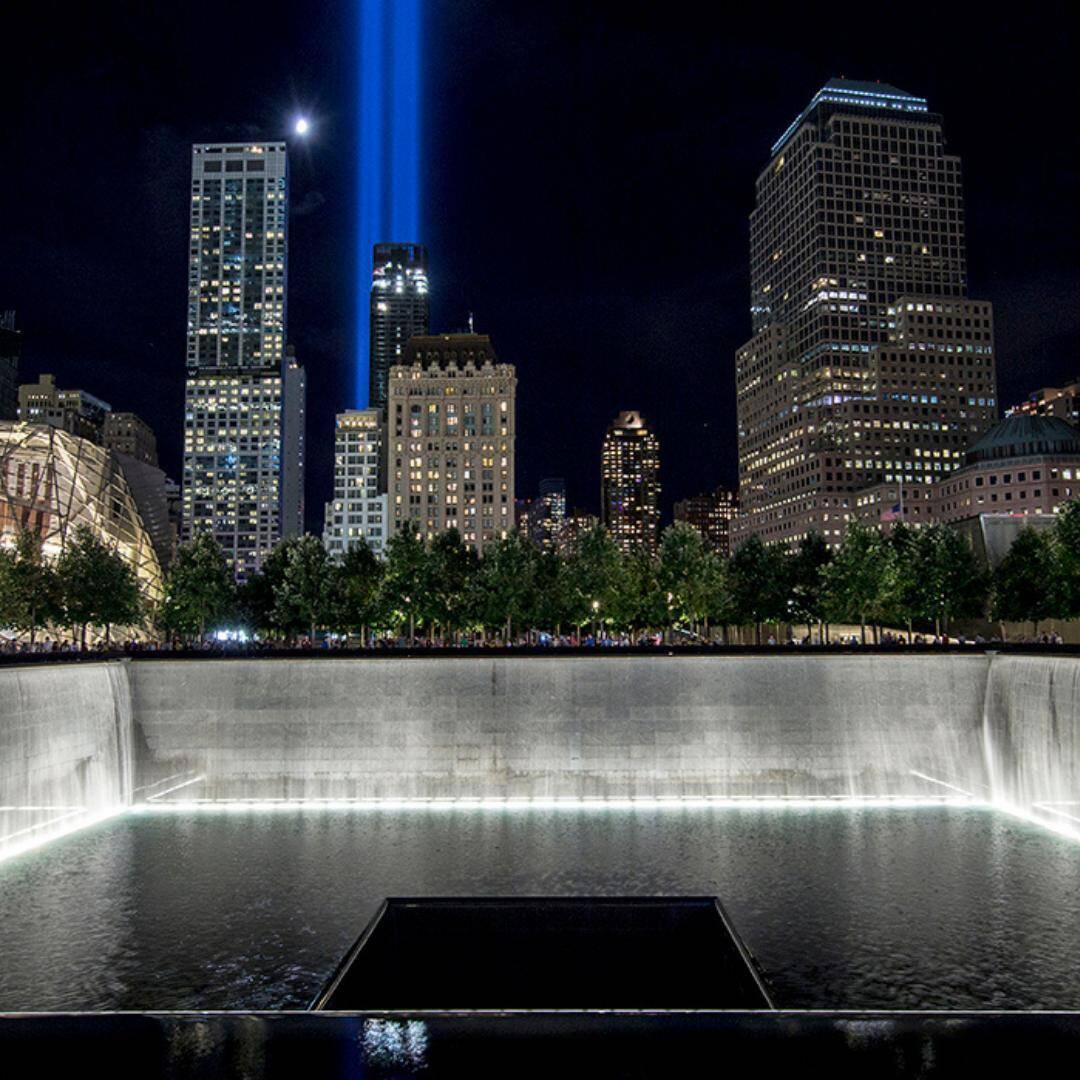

{"left": 788, "top": 532, "right": 831, "bottom": 631}
{"left": 728, "top": 535, "right": 790, "bottom": 639}
{"left": 237, "top": 538, "right": 299, "bottom": 638}
{"left": 56, "top": 524, "right": 142, "bottom": 644}
{"left": 658, "top": 522, "right": 712, "bottom": 632}
{"left": 561, "top": 525, "right": 623, "bottom": 630}
{"left": 1052, "top": 500, "right": 1080, "bottom": 618}
{"left": 614, "top": 548, "right": 666, "bottom": 633}
{"left": 908, "top": 524, "right": 988, "bottom": 633}
{"left": 474, "top": 531, "right": 538, "bottom": 639}
{"left": 0, "top": 530, "right": 61, "bottom": 642}
{"left": 328, "top": 541, "right": 386, "bottom": 639}
{"left": 274, "top": 535, "right": 333, "bottom": 639}
{"left": 822, "top": 523, "right": 890, "bottom": 639}
{"left": 992, "top": 527, "right": 1056, "bottom": 631}
{"left": 380, "top": 522, "right": 428, "bottom": 636}
{"left": 163, "top": 532, "right": 236, "bottom": 640}
{"left": 424, "top": 529, "right": 478, "bottom": 638}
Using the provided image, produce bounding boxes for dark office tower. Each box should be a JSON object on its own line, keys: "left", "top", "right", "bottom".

{"left": 0, "top": 312, "right": 20, "bottom": 421}
{"left": 674, "top": 487, "right": 739, "bottom": 557}
{"left": 601, "top": 411, "right": 660, "bottom": 555}
{"left": 369, "top": 242, "right": 429, "bottom": 413}
{"left": 181, "top": 141, "right": 302, "bottom": 581}
{"left": 735, "top": 80, "right": 998, "bottom": 548}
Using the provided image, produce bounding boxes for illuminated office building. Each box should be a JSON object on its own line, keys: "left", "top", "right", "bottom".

{"left": 181, "top": 141, "right": 304, "bottom": 579}
{"left": 674, "top": 486, "right": 738, "bottom": 557}
{"left": 18, "top": 374, "right": 111, "bottom": 443}
{"left": 369, "top": 243, "right": 429, "bottom": 413}
{"left": 601, "top": 411, "right": 660, "bottom": 555}
{"left": 735, "top": 79, "right": 997, "bottom": 547}
{"left": 323, "top": 408, "right": 388, "bottom": 559}
{"left": 388, "top": 333, "right": 515, "bottom": 553}
{"left": 1008, "top": 379, "right": 1080, "bottom": 425}
{"left": 103, "top": 412, "right": 158, "bottom": 467}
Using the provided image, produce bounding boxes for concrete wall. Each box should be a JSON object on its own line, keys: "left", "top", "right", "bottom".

{"left": 5, "top": 654, "right": 1080, "bottom": 852}
{"left": 128, "top": 655, "right": 992, "bottom": 801}
{"left": 0, "top": 661, "right": 132, "bottom": 857}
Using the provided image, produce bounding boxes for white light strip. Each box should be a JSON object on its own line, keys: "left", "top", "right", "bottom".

{"left": 135, "top": 794, "right": 977, "bottom": 814}
{"left": 144, "top": 775, "right": 206, "bottom": 801}
{"left": 0, "top": 807, "right": 126, "bottom": 865}
{"left": 908, "top": 771, "right": 977, "bottom": 798}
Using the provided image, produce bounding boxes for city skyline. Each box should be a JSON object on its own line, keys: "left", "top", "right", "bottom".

{"left": 3, "top": 6, "right": 1078, "bottom": 532}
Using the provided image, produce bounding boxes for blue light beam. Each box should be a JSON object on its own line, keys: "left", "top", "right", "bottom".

{"left": 358, "top": 0, "right": 422, "bottom": 407}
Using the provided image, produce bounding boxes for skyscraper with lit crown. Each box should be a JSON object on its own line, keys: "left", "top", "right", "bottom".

{"left": 601, "top": 411, "right": 660, "bottom": 555}
{"left": 735, "top": 79, "right": 998, "bottom": 547}
{"left": 369, "top": 242, "right": 429, "bottom": 413}
{"left": 181, "top": 141, "right": 305, "bottom": 580}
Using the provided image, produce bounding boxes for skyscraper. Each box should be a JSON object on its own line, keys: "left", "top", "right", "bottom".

{"left": 322, "top": 408, "right": 388, "bottom": 559}
{"left": 388, "top": 333, "right": 515, "bottom": 553}
{"left": 369, "top": 242, "right": 429, "bottom": 413}
{"left": 674, "top": 486, "right": 738, "bottom": 557}
{"left": 601, "top": 411, "right": 660, "bottom": 555}
{"left": 735, "top": 79, "right": 998, "bottom": 547}
{"left": 181, "top": 141, "right": 305, "bottom": 579}
{"left": 0, "top": 312, "right": 20, "bottom": 421}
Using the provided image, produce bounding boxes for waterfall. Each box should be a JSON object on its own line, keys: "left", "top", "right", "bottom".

{"left": 0, "top": 662, "right": 134, "bottom": 860}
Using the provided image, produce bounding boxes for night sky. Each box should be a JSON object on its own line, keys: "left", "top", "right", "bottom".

{"left": 4, "top": 4, "right": 1078, "bottom": 530}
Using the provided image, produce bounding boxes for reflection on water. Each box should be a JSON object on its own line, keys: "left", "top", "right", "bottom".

{"left": 1, "top": 806, "right": 1079, "bottom": 1011}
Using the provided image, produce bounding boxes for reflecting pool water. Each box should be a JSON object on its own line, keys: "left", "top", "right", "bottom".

{"left": 1, "top": 806, "right": 1079, "bottom": 1011}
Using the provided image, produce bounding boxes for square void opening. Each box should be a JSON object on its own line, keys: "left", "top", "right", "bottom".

{"left": 313, "top": 897, "right": 774, "bottom": 1011}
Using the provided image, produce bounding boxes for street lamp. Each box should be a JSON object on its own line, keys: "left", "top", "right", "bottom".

{"left": 591, "top": 599, "right": 600, "bottom": 643}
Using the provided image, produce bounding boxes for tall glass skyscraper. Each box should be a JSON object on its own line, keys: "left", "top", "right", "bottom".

{"left": 735, "top": 79, "right": 998, "bottom": 547}
{"left": 369, "top": 242, "right": 428, "bottom": 413}
{"left": 181, "top": 142, "right": 305, "bottom": 581}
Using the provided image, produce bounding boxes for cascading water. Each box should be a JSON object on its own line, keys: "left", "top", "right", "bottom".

{"left": 983, "top": 653, "right": 1080, "bottom": 835}
{"left": 0, "top": 661, "right": 135, "bottom": 859}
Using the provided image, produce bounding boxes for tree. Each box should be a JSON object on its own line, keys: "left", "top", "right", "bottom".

{"left": 530, "top": 549, "right": 575, "bottom": 638}
{"left": 0, "top": 530, "right": 61, "bottom": 643}
{"left": 821, "top": 523, "right": 889, "bottom": 643}
{"left": 381, "top": 523, "right": 428, "bottom": 641}
{"left": 274, "top": 534, "right": 333, "bottom": 641}
{"left": 56, "top": 525, "right": 141, "bottom": 647}
{"left": 992, "top": 527, "right": 1056, "bottom": 636}
{"left": 561, "top": 525, "right": 623, "bottom": 637}
{"left": 658, "top": 523, "right": 711, "bottom": 636}
{"left": 474, "top": 532, "right": 537, "bottom": 642}
{"left": 424, "top": 529, "right": 477, "bottom": 643}
{"left": 1052, "top": 499, "right": 1080, "bottom": 618}
{"left": 328, "top": 541, "right": 385, "bottom": 644}
{"left": 162, "top": 532, "right": 236, "bottom": 641}
{"left": 237, "top": 538, "right": 300, "bottom": 639}
{"left": 614, "top": 547, "right": 666, "bottom": 636}
{"left": 728, "top": 536, "right": 790, "bottom": 643}
{"left": 909, "top": 524, "right": 988, "bottom": 636}
{"left": 788, "top": 532, "right": 831, "bottom": 641}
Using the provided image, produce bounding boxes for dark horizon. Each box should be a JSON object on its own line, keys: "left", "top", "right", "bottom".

{"left": 4, "top": 3, "right": 1078, "bottom": 530}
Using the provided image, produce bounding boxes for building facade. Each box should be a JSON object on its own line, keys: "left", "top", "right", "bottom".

{"left": 181, "top": 141, "right": 304, "bottom": 579}
{"left": 1007, "top": 379, "right": 1080, "bottom": 425}
{"left": 600, "top": 410, "right": 661, "bottom": 555}
{"left": 0, "top": 312, "right": 20, "bottom": 421}
{"left": 102, "top": 412, "right": 158, "bottom": 466}
{"left": 673, "top": 486, "right": 739, "bottom": 556}
{"left": 18, "top": 374, "right": 111, "bottom": 443}
{"left": 735, "top": 79, "right": 998, "bottom": 548}
{"left": 388, "top": 333, "right": 515, "bottom": 553}
{"left": 369, "top": 242, "right": 429, "bottom": 414}
{"left": 518, "top": 478, "right": 567, "bottom": 551}
{"left": 323, "top": 408, "right": 389, "bottom": 559}
{"left": 0, "top": 421, "right": 164, "bottom": 610}
{"left": 930, "top": 415, "right": 1080, "bottom": 524}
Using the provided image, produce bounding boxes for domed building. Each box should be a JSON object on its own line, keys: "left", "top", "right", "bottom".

{"left": 932, "top": 414, "right": 1080, "bottom": 524}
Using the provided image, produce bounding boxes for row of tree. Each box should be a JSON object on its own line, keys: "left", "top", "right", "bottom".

{"left": 4, "top": 505, "right": 1077, "bottom": 647}
{"left": 0, "top": 526, "right": 142, "bottom": 646}
{"left": 157, "top": 502, "right": 1080, "bottom": 645}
